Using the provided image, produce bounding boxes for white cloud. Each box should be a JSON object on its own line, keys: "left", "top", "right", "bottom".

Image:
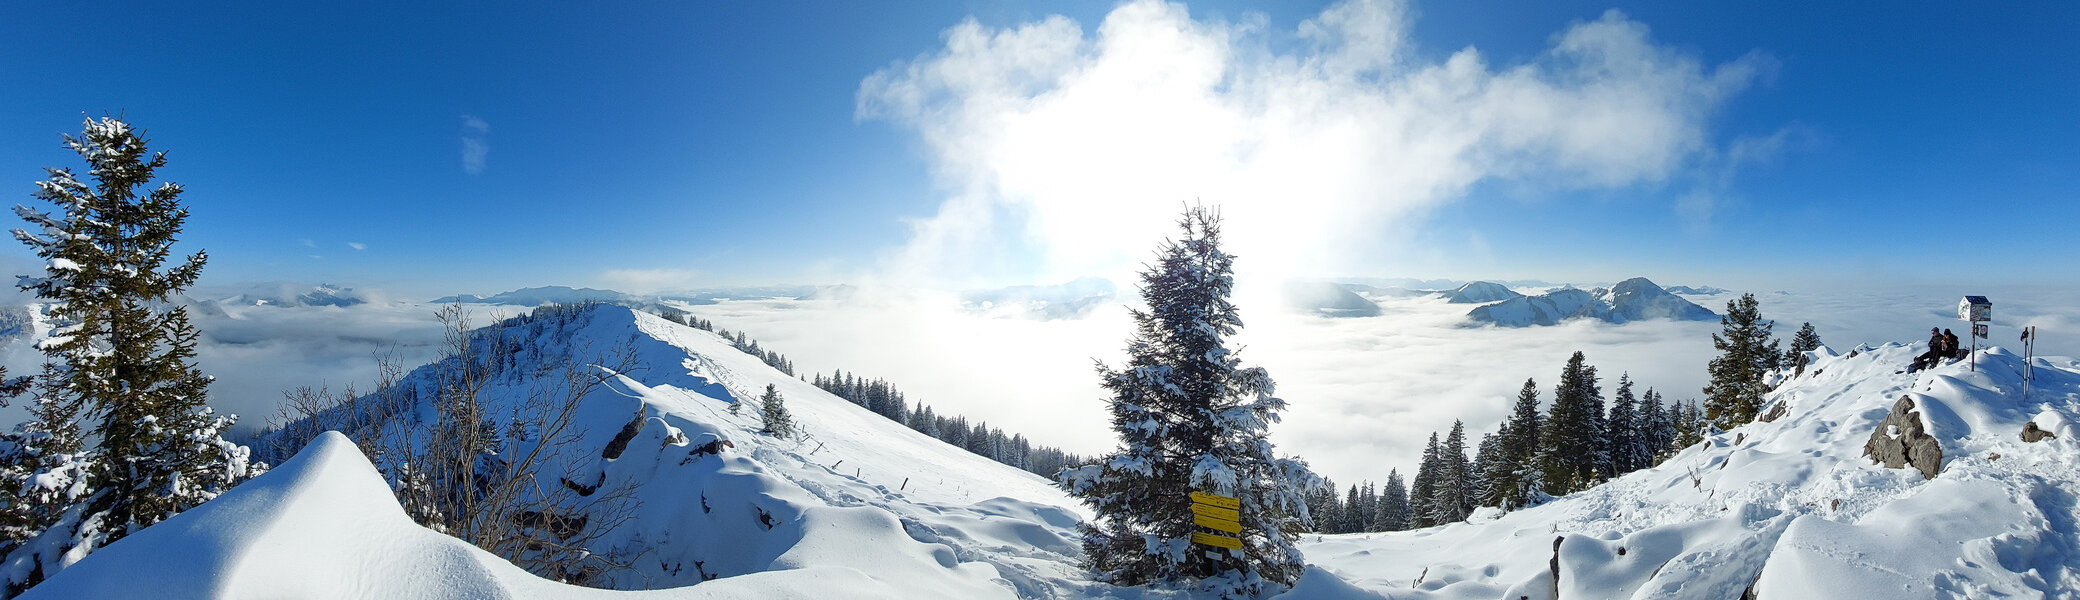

{"left": 347, "top": 242, "right": 367, "bottom": 251}
{"left": 460, "top": 115, "right": 490, "bottom": 175}
{"left": 859, "top": 0, "right": 1762, "bottom": 296}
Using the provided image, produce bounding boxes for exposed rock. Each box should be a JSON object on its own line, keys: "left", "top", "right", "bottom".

{"left": 1549, "top": 535, "right": 1565, "bottom": 600}
{"left": 1758, "top": 401, "right": 1789, "bottom": 423}
{"left": 1862, "top": 396, "right": 1942, "bottom": 479}
{"left": 2022, "top": 421, "right": 2057, "bottom": 443}
{"left": 601, "top": 412, "right": 645, "bottom": 460}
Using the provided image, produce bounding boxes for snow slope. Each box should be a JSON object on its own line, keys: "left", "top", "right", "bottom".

{"left": 1441, "top": 282, "right": 1523, "bottom": 304}
{"left": 91, "top": 304, "right": 1100, "bottom": 598}
{"left": 1300, "top": 343, "right": 2080, "bottom": 598}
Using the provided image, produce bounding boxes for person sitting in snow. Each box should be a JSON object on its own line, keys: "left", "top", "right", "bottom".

{"left": 1943, "top": 329, "right": 1962, "bottom": 360}
{"left": 1907, "top": 327, "right": 1944, "bottom": 373}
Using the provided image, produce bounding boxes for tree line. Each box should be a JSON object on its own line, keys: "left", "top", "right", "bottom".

{"left": 812, "top": 371, "right": 1087, "bottom": 480}
{"left": 1303, "top": 294, "right": 1819, "bottom": 534}
{"left": 657, "top": 304, "right": 1091, "bottom": 482}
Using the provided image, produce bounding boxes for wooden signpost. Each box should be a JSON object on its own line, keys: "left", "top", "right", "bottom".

{"left": 1188, "top": 491, "right": 1243, "bottom": 550}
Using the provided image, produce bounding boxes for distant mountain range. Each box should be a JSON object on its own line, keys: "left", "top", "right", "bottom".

{"left": 960, "top": 277, "right": 1117, "bottom": 320}
{"left": 1466, "top": 277, "right": 1718, "bottom": 327}
{"left": 431, "top": 286, "right": 636, "bottom": 306}
{"left": 1664, "top": 285, "right": 1730, "bottom": 296}
{"left": 180, "top": 283, "right": 374, "bottom": 317}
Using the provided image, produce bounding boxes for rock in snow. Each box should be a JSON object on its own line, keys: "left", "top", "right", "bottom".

{"left": 1862, "top": 396, "right": 1943, "bottom": 480}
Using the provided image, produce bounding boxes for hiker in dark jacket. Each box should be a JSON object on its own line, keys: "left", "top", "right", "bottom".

{"left": 1944, "top": 329, "right": 1962, "bottom": 359}
{"left": 1908, "top": 327, "right": 1944, "bottom": 373}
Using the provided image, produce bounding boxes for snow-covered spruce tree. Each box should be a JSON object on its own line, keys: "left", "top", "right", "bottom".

{"left": 1375, "top": 469, "right": 1408, "bottom": 531}
{"left": 1303, "top": 480, "right": 1340, "bottom": 534}
{"left": 1473, "top": 428, "right": 1511, "bottom": 509}
{"left": 1672, "top": 399, "right": 1706, "bottom": 449}
{"left": 1537, "top": 352, "right": 1604, "bottom": 495}
{"left": 2, "top": 117, "right": 259, "bottom": 594}
{"left": 1407, "top": 432, "right": 1439, "bottom": 528}
{"left": 1607, "top": 374, "right": 1644, "bottom": 475}
{"left": 1786, "top": 322, "right": 1822, "bottom": 377}
{"left": 758, "top": 383, "right": 793, "bottom": 439}
{"left": 1059, "top": 207, "right": 1312, "bottom": 594}
{"left": 1703, "top": 293, "right": 1778, "bottom": 430}
{"left": 1637, "top": 388, "right": 1675, "bottom": 465}
{"left": 1498, "top": 378, "right": 1542, "bottom": 509}
{"left": 1428, "top": 421, "right": 1472, "bottom": 525}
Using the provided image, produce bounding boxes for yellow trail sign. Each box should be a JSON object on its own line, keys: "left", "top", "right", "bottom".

{"left": 1190, "top": 531, "right": 1242, "bottom": 550}
{"left": 1189, "top": 503, "right": 1239, "bottom": 522}
{"left": 1190, "top": 491, "right": 1240, "bottom": 510}
{"left": 1194, "top": 514, "right": 1242, "bottom": 534}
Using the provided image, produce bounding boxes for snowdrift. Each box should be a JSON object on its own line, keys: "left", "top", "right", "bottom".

{"left": 1300, "top": 343, "right": 2080, "bottom": 599}
{"left": 37, "top": 305, "right": 1098, "bottom": 598}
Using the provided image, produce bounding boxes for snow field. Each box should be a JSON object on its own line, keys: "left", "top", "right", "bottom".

{"left": 1298, "top": 342, "right": 2080, "bottom": 599}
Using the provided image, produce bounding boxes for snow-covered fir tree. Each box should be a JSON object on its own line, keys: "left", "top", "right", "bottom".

{"left": 1607, "top": 374, "right": 1646, "bottom": 475}
{"left": 1, "top": 117, "right": 260, "bottom": 595}
{"left": 1473, "top": 429, "right": 1511, "bottom": 508}
{"left": 1704, "top": 293, "right": 1779, "bottom": 429}
{"left": 1304, "top": 480, "right": 1340, "bottom": 534}
{"left": 1537, "top": 352, "right": 1605, "bottom": 495}
{"left": 1374, "top": 470, "right": 1408, "bottom": 532}
{"left": 1059, "top": 207, "right": 1312, "bottom": 595}
{"left": 1341, "top": 485, "right": 1363, "bottom": 534}
{"left": 1428, "top": 421, "right": 1473, "bottom": 525}
{"left": 1408, "top": 432, "right": 1440, "bottom": 528}
{"left": 1499, "top": 378, "right": 1543, "bottom": 509}
{"left": 1638, "top": 388, "right": 1675, "bottom": 465}
{"left": 1786, "top": 322, "right": 1823, "bottom": 377}
{"left": 1673, "top": 399, "right": 1707, "bottom": 449}
{"left": 758, "top": 383, "right": 793, "bottom": 438}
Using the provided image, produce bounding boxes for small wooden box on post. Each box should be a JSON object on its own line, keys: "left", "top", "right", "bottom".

{"left": 1959, "top": 295, "right": 1991, "bottom": 371}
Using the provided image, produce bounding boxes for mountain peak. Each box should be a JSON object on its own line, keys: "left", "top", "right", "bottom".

{"left": 1467, "top": 277, "right": 1716, "bottom": 327}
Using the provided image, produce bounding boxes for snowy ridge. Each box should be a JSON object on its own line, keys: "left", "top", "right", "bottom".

{"left": 54, "top": 305, "right": 1092, "bottom": 598}
{"left": 1440, "top": 282, "right": 1523, "bottom": 304}
{"left": 1300, "top": 343, "right": 2080, "bottom": 598}
{"left": 1465, "top": 278, "right": 1716, "bottom": 327}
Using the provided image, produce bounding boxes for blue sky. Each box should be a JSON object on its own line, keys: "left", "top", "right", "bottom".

{"left": 2, "top": 1, "right": 2074, "bottom": 297}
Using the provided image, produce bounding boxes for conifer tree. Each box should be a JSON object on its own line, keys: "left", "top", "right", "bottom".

{"left": 1638, "top": 388, "right": 1674, "bottom": 465}
{"left": 1304, "top": 480, "right": 1340, "bottom": 534}
{"left": 1499, "top": 378, "right": 1542, "bottom": 509}
{"left": 1537, "top": 352, "right": 1604, "bottom": 495}
{"left": 2, "top": 117, "right": 259, "bottom": 594}
{"left": 758, "top": 383, "right": 793, "bottom": 438}
{"left": 1429, "top": 421, "right": 1472, "bottom": 525}
{"left": 1408, "top": 432, "right": 1440, "bottom": 528}
{"left": 1607, "top": 374, "right": 1644, "bottom": 475}
{"left": 1474, "top": 428, "right": 1512, "bottom": 508}
{"left": 1059, "top": 207, "right": 1312, "bottom": 594}
{"left": 1341, "top": 485, "right": 1362, "bottom": 534}
{"left": 1374, "top": 470, "right": 1408, "bottom": 532}
{"left": 1704, "top": 293, "right": 1779, "bottom": 429}
{"left": 1673, "top": 400, "right": 1706, "bottom": 448}
{"left": 1786, "top": 322, "right": 1822, "bottom": 377}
